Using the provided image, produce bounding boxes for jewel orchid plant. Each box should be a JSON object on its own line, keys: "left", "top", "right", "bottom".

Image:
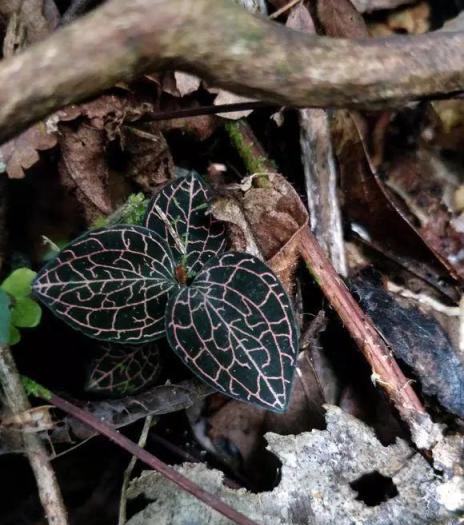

{"left": 33, "top": 173, "right": 298, "bottom": 412}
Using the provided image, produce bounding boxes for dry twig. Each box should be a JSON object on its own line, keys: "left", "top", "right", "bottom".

{"left": 24, "top": 381, "right": 258, "bottom": 525}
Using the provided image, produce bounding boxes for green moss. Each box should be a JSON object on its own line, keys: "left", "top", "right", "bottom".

{"left": 21, "top": 376, "right": 52, "bottom": 400}
{"left": 225, "top": 121, "right": 268, "bottom": 174}
{"left": 225, "top": 121, "right": 274, "bottom": 188}
{"left": 91, "top": 193, "right": 149, "bottom": 229}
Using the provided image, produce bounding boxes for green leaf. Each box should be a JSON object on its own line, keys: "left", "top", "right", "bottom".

{"left": 166, "top": 252, "right": 299, "bottom": 412}
{"left": 9, "top": 325, "right": 20, "bottom": 346}
{"left": 11, "top": 297, "right": 42, "bottom": 328}
{"left": 1, "top": 268, "right": 37, "bottom": 299}
{"left": 33, "top": 225, "right": 178, "bottom": 343}
{"left": 0, "top": 289, "right": 11, "bottom": 345}
{"left": 21, "top": 376, "right": 52, "bottom": 400}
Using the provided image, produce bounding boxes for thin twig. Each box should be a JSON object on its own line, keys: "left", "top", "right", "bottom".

{"left": 270, "top": 0, "right": 301, "bottom": 18}
{"left": 25, "top": 381, "right": 258, "bottom": 525}
{"left": 141, "top": 101, "right": 269, "bottom": 122}
{"left": 119, "top": 415, "right": 153, "bottom": 525}
{"left": 298, "top": 228, "right": 425, "bottom": 418}
{"left": 0, "top": 346, "right": 68, "bottom": 525}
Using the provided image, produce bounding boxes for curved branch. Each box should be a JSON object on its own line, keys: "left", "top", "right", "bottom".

{"left": 0, "top": 0, "right": 464, "bottom": 142}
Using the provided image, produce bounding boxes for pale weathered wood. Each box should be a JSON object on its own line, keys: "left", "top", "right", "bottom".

{"left": 0, "top": 0, "right": 463, "bottom": 142}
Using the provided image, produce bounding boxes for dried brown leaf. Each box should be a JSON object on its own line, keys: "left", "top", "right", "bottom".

{"left": 120, "top": 123, "right": 174, "bottom": 193}
{"left": 211, "top": 173, "right": 308, "bottom": 292}
{"left": 335, "top": 113, "right": 459, "bottom": 298}
{"left": 58, "top": 122, "right": 115, "bottom": 220}
{"left": 316, "top": 0, "right": 369, "bottom": 38}
{"left": 0, "top": 122, "right": 57, "bottom": 179}
{"left": 387, "top": 151, "right": 464, "bottom": 282}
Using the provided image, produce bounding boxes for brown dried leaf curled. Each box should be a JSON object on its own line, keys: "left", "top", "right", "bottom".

{"left": 0, "top": 122, "right": 57, "bottom": 179}
{"left": 212, "top": 173, "right": 308, "bottom": 292}
{"left": 58, "top": 122, "right": 115, "bottom": 220}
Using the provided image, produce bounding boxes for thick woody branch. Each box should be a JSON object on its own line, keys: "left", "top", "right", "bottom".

{"left": 0, "top": 0, "right": 464, "bottom": 142}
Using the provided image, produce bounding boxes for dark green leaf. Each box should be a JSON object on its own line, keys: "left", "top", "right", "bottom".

{"left": 144, "top": 173, "right": 225, "bottom": 275}
{"left": 86, "top": 342, "right": 161, "bottom": 396}
{"left": 33, "top": 225, "right": 178, "bottom": 342}
{"left": 166, "top": 252, "right": 298, "bottom": 412}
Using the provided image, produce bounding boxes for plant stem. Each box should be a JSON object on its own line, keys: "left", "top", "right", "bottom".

{"left": 0, "top": 346, "right": 68, "bottom": 525}
{"left": 26, "top": 380, "right": 258, "bottom": 525}
{"left": 118, "top": 415, "right": 154, "bottom": 525}
{"left": 225, "top": 121, "right": 274, "bottom": 179}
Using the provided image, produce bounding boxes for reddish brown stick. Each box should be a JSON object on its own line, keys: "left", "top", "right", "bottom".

{"left": 46, "top": 391, "right": 258, "bottom": 525}
{"left": 299, "top": 227, "right": 425, "bottom": 418}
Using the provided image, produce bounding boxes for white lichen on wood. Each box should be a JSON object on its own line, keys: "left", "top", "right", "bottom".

{"left": 127, "top": 406, "right": 456, "bottom": 525}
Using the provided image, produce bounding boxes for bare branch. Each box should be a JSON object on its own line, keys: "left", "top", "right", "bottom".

{"left": 0, "top": 0, "right": 463, "bottom": 142}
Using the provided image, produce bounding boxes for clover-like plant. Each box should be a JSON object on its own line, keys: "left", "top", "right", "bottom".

{"left": 33, "top": 174, "right": 298, "bottom": 411}
{"left": 85, "top": 341, "right": 160, "bottom": 397}
{"left": 0, "top": 268, "right": 42, "bottom": 345}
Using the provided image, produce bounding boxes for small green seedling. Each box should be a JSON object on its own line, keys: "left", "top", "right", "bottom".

{"left": 0, "top": 268, "right": 42, "bottom": 345}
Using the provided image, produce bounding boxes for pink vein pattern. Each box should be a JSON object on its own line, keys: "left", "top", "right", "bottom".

{"left": 33, "top": 226, "right": 178, "bottom": 342}
{"left": 144, "top": 173, "right": 226, "bottom": 274}
{"left": 86, "top": 341, "right": 160, "bottom": 395}
{"left": 166, "top": 252, "right": 298, "bottom": 412}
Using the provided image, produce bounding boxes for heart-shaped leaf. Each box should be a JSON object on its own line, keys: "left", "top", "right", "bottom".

{"left": 166, "top": 252, "right": 298, "bottom": 412}
{"left": 86, "top": 341, "right": 161, "bottom": 396}
{"left": 144, "top": 173, "right": 225, "bottom": 275}
{"left": 33, "top": 225, "right": 178, "bottom": 342}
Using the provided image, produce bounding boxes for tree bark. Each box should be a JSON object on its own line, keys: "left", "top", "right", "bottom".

{"left": 0, "top": 0, "right": 463, "bottom": 142}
